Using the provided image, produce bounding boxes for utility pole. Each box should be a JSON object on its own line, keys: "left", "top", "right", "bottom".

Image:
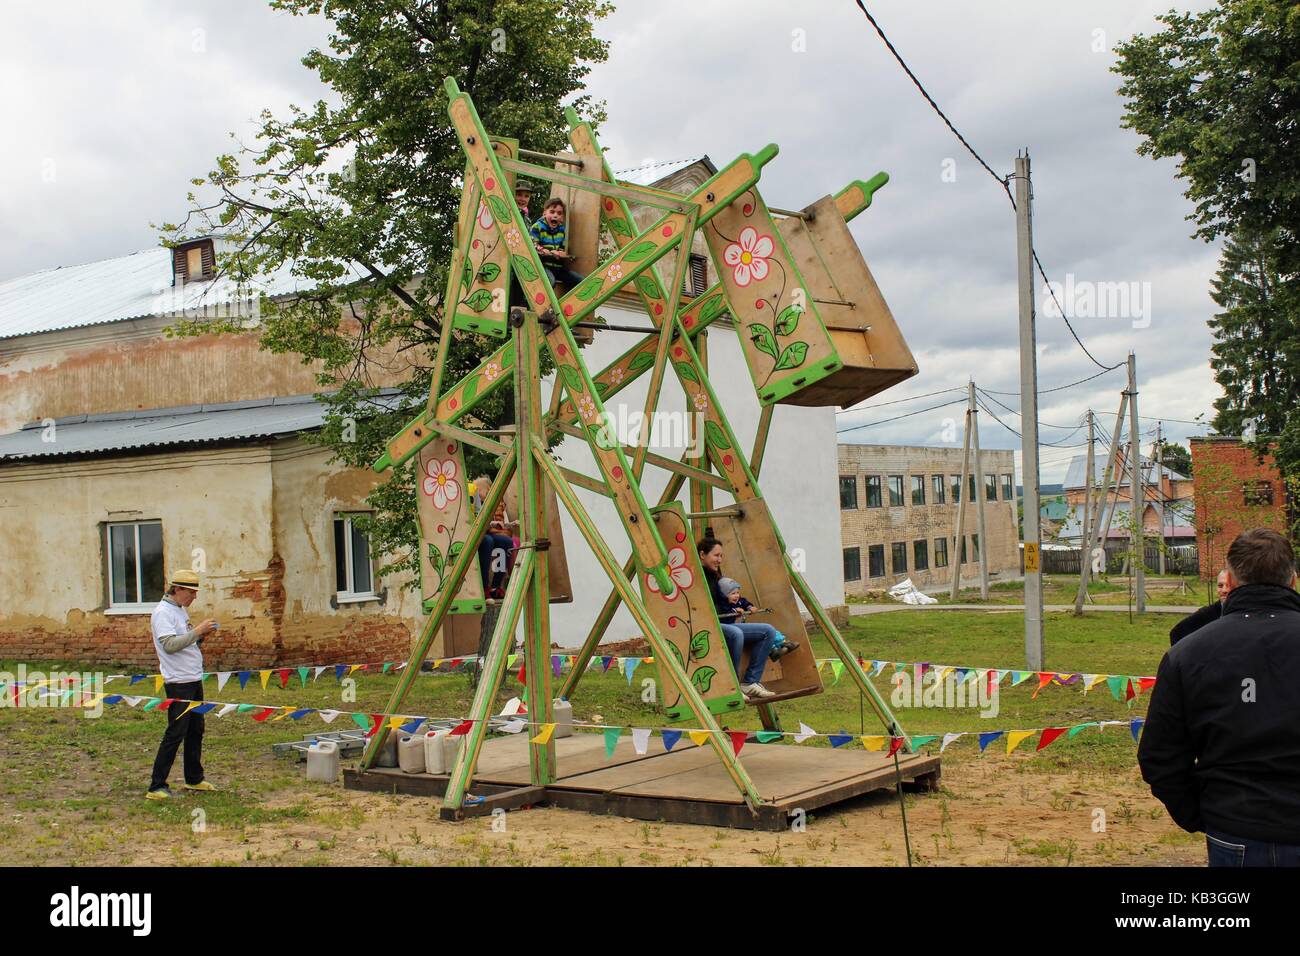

{"left": 1082, "top": 408, "right": 1094, "bottom": 578}
{"left": 1074, "top": 394, "right": 1127, "bottom": 614}
{"left": 1014, "top": 152, "right": 1044, "bottom": 669}
{"left": 1127, "top": 352, "right": 1146, "bottom": 613}
{"left": 969, "top": 381, "right": 990, "bottom": 599}
{"left": 1155, "top": 420, "right": 1167, "bottom": 575}
{"left": 950, "top": 394, "right": 973, "bottom": 600}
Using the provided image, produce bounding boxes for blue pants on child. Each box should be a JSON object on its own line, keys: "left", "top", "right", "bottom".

{"left": 719, "top": 623, "right": 778, "bottom": 685}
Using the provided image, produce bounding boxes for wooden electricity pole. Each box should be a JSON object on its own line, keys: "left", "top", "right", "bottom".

{"left": 969, "top": 381, "right": 990, "bottom": 599}
{"left": 1014, "top": 152, "right": 1044, "bottom": 669}
{"left": 1127, "top": 352, "right": 1146, "bottom": 613}
{"left": 1074, "top": 395, "right": 1127, "bottom": 615}
{"left": 950, "top": 393, "right": 974, "bottom": 600}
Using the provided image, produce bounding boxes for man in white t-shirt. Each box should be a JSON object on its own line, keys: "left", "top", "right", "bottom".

{"left": 146, "top": 569, "right": 220, "bottom": 800}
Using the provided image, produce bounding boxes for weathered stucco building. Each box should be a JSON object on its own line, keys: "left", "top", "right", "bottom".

{"left": 838, "top": 443, "right": 1019, "bottom": 594}
{"left": 0, "top": 158, "right": 847, "bottom": 667}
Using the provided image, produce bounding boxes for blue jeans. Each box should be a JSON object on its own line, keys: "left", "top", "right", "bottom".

{"left": 1206, "top": 829, "right": 1300, "bottom": 867}
{"left": 544, "top": 264, "right": 586, "bottom": 291}
{"left": 720, "top": 623, "right": 777, "bottom": 685}
{"left": 478, "top": 534, "right": 514, "bottom": 591}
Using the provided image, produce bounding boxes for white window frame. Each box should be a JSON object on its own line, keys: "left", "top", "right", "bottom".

{"left": 334, "top": 512, "right": 379, "bottom": 604}
{"left": 105, "top": 520, "right": 163, "bottom": 615}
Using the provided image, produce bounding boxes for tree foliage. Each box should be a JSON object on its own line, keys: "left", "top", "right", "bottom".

{"left": 164, "top": 0, "right": 612, "bottom": 580}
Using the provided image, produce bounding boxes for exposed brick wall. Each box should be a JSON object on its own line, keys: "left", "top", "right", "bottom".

{"left": 1190, "top": 438, "right": 1288, "bottom": 580}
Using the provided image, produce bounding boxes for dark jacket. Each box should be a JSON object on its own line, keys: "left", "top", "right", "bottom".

{"left": 702, "top": 567, "right": 731, "bottom": 621}
{"left": 1138, "top": 584, "right": 1300, "bottom": 843}
{"left": 718, "top": 595, "right": 755, "bottom": 622}
{"left": 1169, "top": 601, "right": 1222, "bottom": 645}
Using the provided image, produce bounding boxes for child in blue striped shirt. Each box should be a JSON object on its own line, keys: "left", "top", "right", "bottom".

{"left": 530, "top": 197, "right": 585, "bottom": 292}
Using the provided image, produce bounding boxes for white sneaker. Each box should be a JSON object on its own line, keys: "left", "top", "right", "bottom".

{"left": 741, "top": 682, "right": 776, "bottom": 699}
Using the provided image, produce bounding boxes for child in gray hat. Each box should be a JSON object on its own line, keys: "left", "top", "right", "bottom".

{"left": 717, "top": 577, "right": 799, "bottom": 662}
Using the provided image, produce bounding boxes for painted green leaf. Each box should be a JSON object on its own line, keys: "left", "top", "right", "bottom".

{"left": 593, "top": 380, "right": 609, "bottom": 397}
{"left": 622, "top": 240, "right": 657, "bottom": 262}
{"left": 675, "top": 361, "right": 699, "bottom": 384}
{"left": 501, "top": 343, "right": 515, "bottom": 367}
{"left": 699, "top": 294, "right": 728, "bottom": 323}
{"left": 587, "top": 423, "right": 616, "bottom": 451}
{"left": 427, "top": 543, "right": 443, "bottom": 573}
{"left": 691, "top": 666, "right": 717, "bottom": 695}
{"left": 749, "top": 323, "right": 778, "bottom": 359}
{"left": 448, "top": 541, "right": 465, "bottom": 564}
{"left": 478, "top": 262, "right": 501, "bottom": 283}
{"left": 574, "top": 272, "right": 604, "bottom": 301}
{"left": 487, "top": 195, "right": 511, "bottom": 225}
{"left": 664, "top": 641, "right": 685, "bottom": 671}
{"left": 628, "top": 351, "right": 655, "bottom": 372}
{"left": 775, "top": 304, "right": 802, "bottom": 336}
{"left": 559, "top": 364, "right": 584, "bottom": 391}
{"left": 464, "top": 289, "right": 494, "bottom": 313}
{"left": 689, "top": 630, "right": 710, "bottom": 661}
{"left": 704, "top": 420, "right": 731, "bottom": 452}
{"left": 511, "top": 254, "right": 540, "bottom": 283}
{"left": 461, "top": 258, "right": 472, "bottom": 294}
{"left": 774, "top": 341, "right": 810, "bottom": 371}
{"left": 607, "top": 216, "right": 632, "bottom": 238}
{"left": 635, "top": 273, "right": 660, "bottom": 299}
{"left": 461, "top": 374, "right": 480, "bottom": 402}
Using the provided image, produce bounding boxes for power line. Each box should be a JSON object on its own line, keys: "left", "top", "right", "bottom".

{"left": 981, "top": 365, "right": 1122, "bottom": 396}
{"left": 852, "top": 1, "right": 1123, "bottom": 373}
{"left": 974, "top": 386, "right": 1082, "bottom": 430}
{"left": 835, "top": 398, "right": 967, "bottom": 434}
{"left": 834, "top": 386, "right": 965, "bottom": 415}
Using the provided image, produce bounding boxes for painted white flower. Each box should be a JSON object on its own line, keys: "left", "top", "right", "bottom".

{"left": 577, "top": 394, "right": 596, "bottom": 421}
{"left": 608, "top": 367, "right": 625, "bottom": 386}
{"left": 606, "top": 262, "right": 624, "bottom": 284}
{"left": 422, "top": 458, "right": 460, "bottom": 509}
{"left": 483, "top": 361, "right": 501, "bottom": 382}
{"left": 646, "top": 547, "right": 693, "bottom": 601}
{"left": 505, "top": 227, "right": 521, "bottom": 247}
{"left": 693, "top": 393, "right": 708, "bottom": 412}
{"left": 723, "top": 227, "right": 774, "bottom": 287}
{"left": 477, "top": 201, "right": 494, "bottom": 230}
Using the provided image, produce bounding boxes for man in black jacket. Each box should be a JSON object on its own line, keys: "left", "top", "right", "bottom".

{"left": 1138, "top": 528, "right": 1300, "bottom": 866}
{"left": 1168, "top": 569, "right": 1228, "bottom": 645}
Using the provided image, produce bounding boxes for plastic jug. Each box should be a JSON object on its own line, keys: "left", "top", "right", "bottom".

{"left": 398, "top": 735, "right": 427, "bottom": 774}
{"left": 374, "top": 733, "right": 400, "bottom": 768}
{"left": 306, "top": 739, "right": 340, "bottom": 783}
{"left": 425, "top": 730, "right": 460, "bottom": 774}
{"left": 552, "top": 698, "right": 573, "bottom": 739}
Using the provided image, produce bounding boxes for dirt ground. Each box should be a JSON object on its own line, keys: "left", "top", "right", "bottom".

{"left": 96, "top": 757, "right": 1203, "bottom": 867}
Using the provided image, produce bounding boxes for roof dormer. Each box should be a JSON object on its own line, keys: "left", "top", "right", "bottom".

{"left": 171, "top": 238, "right": 215, "bottom": 285}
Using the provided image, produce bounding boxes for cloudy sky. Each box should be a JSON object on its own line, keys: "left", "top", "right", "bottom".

{"left": 1, "top": 0, "right": 1223, "bottom": 483}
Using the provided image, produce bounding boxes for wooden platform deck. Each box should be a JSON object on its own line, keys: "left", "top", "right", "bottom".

{"left": 343, "top": 733, "right": 941, "bottom": 830}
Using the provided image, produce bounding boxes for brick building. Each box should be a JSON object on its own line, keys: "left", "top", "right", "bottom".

{"left": 1190, "top": 437, "right": 1294, "bottom": 580}
{"left": 838, "top": 443, "right": 1019, "bottom": 595}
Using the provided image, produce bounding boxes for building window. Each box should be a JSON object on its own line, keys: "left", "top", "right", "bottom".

{"left": 843, "top": 547, "right": 861, "bottom": 582}
{"left": 910, "top": 475, "right": 926, "bottom": 506}
{"left": 951, "top": 474, "right": 961, "bottom": 503}
{"left": 888, "top": 475, "right": 904, "bottom": 507}
{"left": 913, "top": 539, "right": 929, "bottom": 571}
{"left": 891, "top": 542, "right": 907, "bottom": 574}
{"left": 867, "top": 544, "right": 886, "bottom": 578}
{"left": 1243, "top": 480, "right": 1274, "bottom": 506}
{"left": 972, "top": 533, "right": 980, "bottom": 560}
{"left": 686, "top": 253, "right": 709, "bottom": 298}
{"left": 865, "top": 475, "right": 882, "bottom": 508}
{"left": 931, "top": 474, "right": 946, "bottom": 504}
{"left": 172, "top": 238, "right": 215, "bottom": 284}
{"left": 106, "top": 521, "right": 165, "bottom": 611}
{"left": 969, "top": 475, "right": 977, "bottom": 501}
{"left": 985, "top": 474, "right": 997, "bottom": 501}
{"left": 1002, "top": 474, "right": 1014, "bottom": 500}
{"left": 839, "top": 476, "right": 858, "bottom": 510}
{"left": 334, "top": 513, "right": 377, "bottom": 602}
{"left": 959, "top": 536, "right": 967, "bottom": 564}
{"left": 934, "top": 537, "right": 949, "bottom": 568}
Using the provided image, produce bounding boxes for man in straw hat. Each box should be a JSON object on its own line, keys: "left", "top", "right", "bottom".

{"left": 145, "top": 569, "right": 220, "bottom": 800}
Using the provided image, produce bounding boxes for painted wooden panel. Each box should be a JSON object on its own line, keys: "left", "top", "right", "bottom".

{"left": 451, "top": 139, "right": 517, "bottom": 338}
{"left": 415, "top": 436, "right": 484, "bottom": 615}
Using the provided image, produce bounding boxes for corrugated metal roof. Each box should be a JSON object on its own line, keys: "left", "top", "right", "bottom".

{"left": 614, "top": 156, "right": 713, "bottom": 186}
{"left": 0, "top": 391, "right": 403, "bottom": 462}
{"left": 1062, "top": 453, "right": 1188, "bottom": 490}
{"left": 0, "top": 247, "right": 315, "bottom": 341}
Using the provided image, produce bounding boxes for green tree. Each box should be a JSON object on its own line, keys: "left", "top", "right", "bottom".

{"left": 1113, "top": 1, "right": 1300, "bottom": 270}
{"left": 165, "top": 0, "right": 612, "bottom": 579}
{"left": 1207, "top": 227, "right": 1300, "bottom": 440}
{"left": 1155, "top": 440, "right": 1192, "bottom": 478}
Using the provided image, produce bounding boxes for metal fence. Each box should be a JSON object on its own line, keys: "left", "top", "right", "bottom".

{"left": 1034, "top": 543, "right": 1200, "bottom": 576}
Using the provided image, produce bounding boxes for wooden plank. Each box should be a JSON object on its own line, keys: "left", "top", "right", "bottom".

{"left": 415, "top": 436, "right": 484, "bottom": 614}
{"left": 439, "top": 785, "right": 547, "bottom": 821}
{"left": 452, "top": 138, "right": 517, "bottom": 338}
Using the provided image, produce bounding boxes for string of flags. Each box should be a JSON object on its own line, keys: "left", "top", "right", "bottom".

{"left": 18, "top": 685, "right": 1149, "bottom": 758}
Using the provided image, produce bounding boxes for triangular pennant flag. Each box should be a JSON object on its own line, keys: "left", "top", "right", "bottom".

{"left": 124, "top": 696, "right": 144, "bottom": 708}
{"left": 623, "top": 658, "right": 639, "bottom": 684}
{"left": 631, "top": 728, "right": 651, "bottom": 754}
{"left": 365, "top": 714, "right": 383, "bottom": 737}
{"left": 238, "top": 671, "right": 251, "bottom": 689}
{"left": 1032, "top": 672, "right": 1055, "bottom": 698}
{"left": 290, "top": 708, "right": 314, "bottom": 720}
{"left": 1137, "top": 677, "right": 1157, "bottom": 696}
{"left": 349, "top": 664, "right": 365, "bottom": 675}
{"left": 940, "top": 732, "right": 963, "bottom": 753}
{"left": 217, "top": 703, "right": 238, "bottom": 717}
{"left": 1006, "top": 730, "right": 1036, "bottom": 754}
{"left": 531, "top": 722, "right": 557, "bottom": 745}
{"left": 860, "top": 735, "right": 886, "bottom": 751}
{"left": 1130, "top": 718, "right": 1146, "bottom": 742}
{"left": 154, "top": 675, "right": 165, "bottom": 693}
{"left": 910, "top": 735, "right": 938, "bottom": 748}
{"left": 1067, "top": 722, "right": 1096, "bottom": 738}
{"left": 601, "top": 656, "right": 614, "bottom": 673}
{"left": 829, "top": 660, "right": 845, "bottom": 685}
{"left": 318, "top": 709, "right": 339, "bottom": 723}
{"left": 870, "top": 660, "right": 887, "bottom": 677}
{"left": 603, "top": 726, "right": 622, "bottom": 757}
{"left": 103, "top": 694, "right": 123, "bottom": 706}
{"left": 129, "top": 674, "right": 147, "bottom": 685}
{"left": 662, "top": 729, "right": 683, "bottom": 752}
{"left": 887, "top": 736, "right": 906, "bottom": 757}
{"left": 501, "top": 718, "right": 528, "bottom": 734}
{"left": 551, "top": 655, "right": 562, "bottom": 679}
{"left": 215, "top": 672, "right": 232, "bottom": 692}
{"left": 1058, "top": 672, "right": 1082, "bottom": 685}
{"left": 1106, "top": 676, "right": 1125, "bottom": 701}
{"left": 755, "top": 731, "right": 783, "bottom": 744}
{"left": 506, "top": 654, "right": 518, "bottom": 670}
{"left": 728, "top": 731, "right": 747, "bottom": 756}
{"left": 828, "top": 733, "right": 853, "bottom": 748}
{"left": 1125, "top": 678, "right": 1137, "bottom": 702}
{"left": 382, "top": 662, "right": 393, "bottom": 674}
{"left": 259, "top": 670, "right": 271, "bottom": 691}
{"left": 142, "top": 697, "right": 164, "bottom": 711}
{"left": 351, "top": 712, "right": 370, "bottom": 731}
{"left": 277, "top": 668, "right": 291, "bottom": 689}
{"left": 251, "top": 707, "right": 277, "bottom": 722}
{"left": 688, "top": 730, "right": 710, "bottom": 747}
{"left": 1082, "top": 674, "right": 1102, "bottom": 694}
{"left": 387, "top": 715, "right": 405, "bottom": 731}
{"left": 236, "top": 703, "right": 257, "bottom": 714}
{"left": 334, "top": 664, "right": 347, "bottom": 681}
{"left": 313, "top": 666, "right": 327, "bottom": 681}
{"left": 1010, "top": 671, "right": 1031, "bottom": 687}
{"left": 978, "top": 731, "right": 1005, "bottom": 752}
{"left": 449, "top": 720, "right": 474, "bottom": 736}
{"left": 297, "top": 667, "right": 309, "bottom": 688}
{"left": 1037, "top": 727, "right": 1068, "bottom": 751}
{"left": 517, "top": 663, "right": 527, "bottom": 685}
{"left": 793, "top": 722, "right": 816, "bottom": 744}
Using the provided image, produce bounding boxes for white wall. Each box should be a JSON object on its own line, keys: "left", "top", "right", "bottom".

{"left": 538, "top": 306, "right": 843, "bottom": 648}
